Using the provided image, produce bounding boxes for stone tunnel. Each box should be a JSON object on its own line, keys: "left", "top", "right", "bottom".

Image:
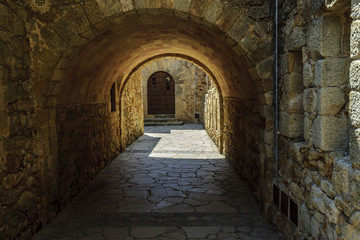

{"left": 0, "top": 0, "right": 360, "bottom": 239}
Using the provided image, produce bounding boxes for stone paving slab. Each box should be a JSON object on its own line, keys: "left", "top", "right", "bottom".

{"left": 32, "top": 125, "right": 282, "bottom": 240}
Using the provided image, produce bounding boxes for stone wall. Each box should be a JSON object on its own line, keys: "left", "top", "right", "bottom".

{"left": 56, "top": 102, "right": 121, "bottom": 204}
{"left": 141, "top": 58, "right": 208, "bottom": 123}
{"left": 0, "top": 2, "right": 41, "bottom": 239}
{"left": 275, "top": 1, "right": 360, "bottom": 239}
{"left": 121, "top": 69, "right": 144, "bottom": 148}
{"left": 222, "top": 99, "right": 266, "bottom": 199}
{"left": 204, "top": 80, "right": 221, "bottom": 149}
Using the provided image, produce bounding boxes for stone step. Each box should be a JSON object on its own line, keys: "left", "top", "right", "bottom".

{"left": 145, "top": 118, "right": 180, "bottom": 122}
{"left": 144, "top": 121, "right": 184, "bottom": 126}
{"left": 144, "top": 117, "right": 184, "bottom": 126}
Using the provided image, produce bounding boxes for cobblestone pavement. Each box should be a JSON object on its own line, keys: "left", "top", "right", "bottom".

{"left": 32, "top": 125, "right": 282, "bottom": 240}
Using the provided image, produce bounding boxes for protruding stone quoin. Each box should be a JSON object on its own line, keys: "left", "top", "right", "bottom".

{"left": 0, "top": 0, "right": 359, "bottom": 239}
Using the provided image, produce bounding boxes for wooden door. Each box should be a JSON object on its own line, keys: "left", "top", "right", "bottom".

{"left": 147, "top": 71, "right": 175, "bottom": 115}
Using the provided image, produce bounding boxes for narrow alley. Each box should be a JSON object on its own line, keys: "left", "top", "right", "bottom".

{"left": 32, "top": 125, "right": 281, "bottom": 240}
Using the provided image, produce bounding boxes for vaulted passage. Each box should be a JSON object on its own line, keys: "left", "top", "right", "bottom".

{"left": 33, "top": 125, "right": 281, "bottom": 240}
{"left": 1, "top": 1, "right": 275, "bottom": 239}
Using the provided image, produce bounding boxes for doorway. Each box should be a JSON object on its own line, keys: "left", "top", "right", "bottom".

{"left": 147, "top": 71, "right": 175, "bottom": 115}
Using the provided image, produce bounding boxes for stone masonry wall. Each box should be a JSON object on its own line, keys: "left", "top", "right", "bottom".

{"left": 56, "top": 102, "right": 121, "bottom": 205}
{"left": 121, "top": 69, "right": 144, "bottom": 148}
{"left": 222, "top": 98, "right": 266, "bottom": 204}
{"left": 0, "top": 2, "right": 42, "bottom": 239}
{"left": 275, "top": 1, "right": 359, "bottom": 239}
{"left": 141, "top": 58, "right": 208, "bottom": 123}
{"left": 204, "top": 80, "right": 221, "bottom": 149}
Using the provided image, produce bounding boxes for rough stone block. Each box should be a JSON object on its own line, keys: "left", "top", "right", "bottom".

{"left": 350, "top": 91, "right": 360, "bottom": 127}
{"left": 314, "top": 58, "right": 350, "bottom": 87}
{"left": 326, "top": 198, "right": 340, "bottom": 223}
{"left": 310, "top": 185, "right": 326, "bottom": 213}
{"left": 283, "top": 73, "right": 303, "bottom": 93}
{"left": 307, "top": 16, "right": 342, "bottom": 57}
{"left": 280, "top": 93, "right": 303, "bottom": 114}
{"left": 203, "top": 0, "right": 223, "bottom": 24}
{"left": 286, "top": 26, "right": 306, "bottom": 51}
{"left": 279, "top": 111, "right": 304, "bottom": 138}
{"left": 332, "top": 156, "right": 352, "bottom": 194}
{"left": 351, "top": 181, "right": 360, "bottom": 210}
{"left": 350, "top": 60, "right": 360, "bottom": 90}
{"left": 303, "top": 62, "right": 314, "bottom": 88}
{"left": 280, "top": 52, "right": 303, "bottom": 75}
{"left": 304, "top": 114, "right": 313, "bottom": 142}
{"left": 317, "top": 87, "right": 346, "bottom": 115}
{"left": 255, "top": 57, "right": 273, "bottom": 80}
{"left": 320, "top": 179, "right": 336, "bottom": 198}
{"left": 312, "top": 116, "right": 349, "bottom": 151}
{"left": 299, "top": 203, "right": 311, "bottom": 234}
{"left": 350, "top": 211, "right": 360, "bottom": 230}
{"left": 228, "top": 16, "right": 250, "bottom": 42}
{"left": 341, "top": 223, "right": 360, "bottom": 240}
{"left": 350, "top": 128, "right": 360, "bottom": 167}
{"left": 303, "top": 88, "right": 317, "bottom": 113}
{"left": 351, "top": 20, "right": 360, "bottom": 59}
{"left": 248, "top": 5, "right": 270, "bottom": 19}
{"left": 119, "top": 0, "right": 135, "bottom": 12}
{"left": 335, "top": 195, "right": 354, "bottom": 217}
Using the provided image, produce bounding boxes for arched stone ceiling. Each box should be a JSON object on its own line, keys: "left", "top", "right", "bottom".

{"left": 29, "top": 1, "right": 273, "bottom": 107}
{"left": 57, "top": 15, "right": 255, "bottom": 104}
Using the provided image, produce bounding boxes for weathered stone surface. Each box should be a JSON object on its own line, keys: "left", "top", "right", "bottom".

{"left": 174, "top": 0, "right": 192, "bottom": 12}
{"left": 303, "top": 88, "right": 317, "bottom": 113}
{"left": 312, "top": 116, "right": 349, "bottom": 151}
{"left": 203, "top": 0, "right": 223, "bottom": 23}
{"left": 228, "top": 16, "right": 250, "bottom": 42}
{"left": 351, "top": 20, "right": 360, "bottom": 59}
{"left": 326, "top": 198, "right": 340, "bottom": 223}
{"left": 122, "top": 69, "right": 144, "bottom": 148}
{"left": 350, "top": 59, "right": 360, "bottom": 90}
{"left": 307, "top": 16, "right": 342, "bottom": 58}
{"left": 283, "top": 73, "right": 303, "bottom": 93}
{"left": 286, "top": 26, "right": 306, "bottom": 51}
{"left": 341, "top": 223, "right": 360, "bottom": 240}
{"left": 332, "top": 156, "right": 352, "bottom": 195}
{"left": 279, "top": 112, "right": 304, "bottom": 138}
{"left": 317, "top": 87, "right": 346, "bottom": 115}
{"left": 303, "top": 62, "right": 314, "bottom": 88}
{"left": 350, "top": 128, "right": 360, "bottom": 167}
{"left": 299, "top": 203, "right": 311, "bottom": 234}
{"left": 280, "top": 93, "right": 303, "bottom": 114}
{"left": 204, "top": 80, "right": 221, "bottom": 148}
{"left": 314, "top": 58, "right": 350, "bottom": 87}
{"left": 320, "top": 179, "right": 336, "bottom": 199}
{"left": 310, "top": 185, "right": 326, "bottom": 214}
{"left": 350, "top": 91, "right": 360, "bottom": 127}
{"left": 350, "top": 211, "right": 360, "bottom": 230}
{"left": 280, "top": 52, "right": 303, "bottom": 75}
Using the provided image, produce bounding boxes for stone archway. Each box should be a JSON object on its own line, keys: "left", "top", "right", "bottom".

{"left": 0, "top": 1, "right": 275, "bottom": 238}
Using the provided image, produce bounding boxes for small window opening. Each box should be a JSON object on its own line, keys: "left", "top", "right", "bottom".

{"left": 290, "top": 199, "right": 298, "bottom": 226}
{"left": 110, "top": 83, "right": 116, "bottom": 112}
{"left": 280, "top": 191, "right": 289, "bottom": 216}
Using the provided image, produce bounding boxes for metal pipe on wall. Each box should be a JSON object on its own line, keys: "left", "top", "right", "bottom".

{"left": 275, "top": 0, "right": 279, "bottom": 182}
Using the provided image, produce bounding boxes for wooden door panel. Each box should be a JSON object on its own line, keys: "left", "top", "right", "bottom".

{"left": 147, "top": 71, "right": 175, "bottom": 115}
